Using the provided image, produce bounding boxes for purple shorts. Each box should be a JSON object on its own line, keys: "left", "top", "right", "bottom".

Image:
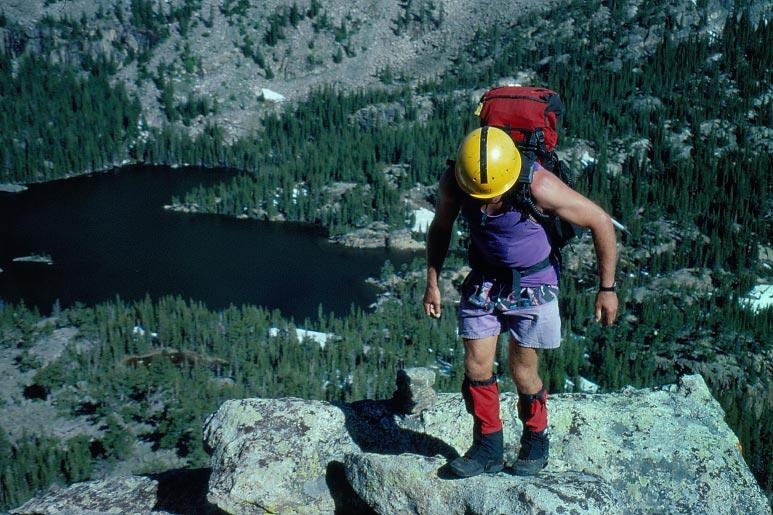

{"left": 457, "top": 274, "right": 561, "bottom": 349}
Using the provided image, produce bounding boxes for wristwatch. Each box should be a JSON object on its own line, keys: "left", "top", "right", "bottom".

{"left": 599, "top": 282, "right": 616, "bottom": 292}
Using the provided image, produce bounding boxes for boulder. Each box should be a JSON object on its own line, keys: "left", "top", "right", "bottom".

{"left": 13, "top": 373, "right": 768, "bottom": 514}
{"left": 10, "top": 476, "right": 159, "bottom": 515}
{"left": 392, "top": 367, "right": 438, "bottom": 415}
{"left": 9, "top": 470, "right": 223, "bottom": 514}
{"left": 203, "top": 398, "right": 360, "bottom": 514}
{"left": 328, "top": 222, "right": 389, "bottom": 248}
{"left": 345, "top": 453, "right": 622, "bottom": 515}
{"left": 0, "top": 183, "right": 28, "bottom": 193}
{"left": 386, "top": 229, "right": 424, "bottom": 250}
{"left": 202, "top": 373, "right": 768, "bottom": 514}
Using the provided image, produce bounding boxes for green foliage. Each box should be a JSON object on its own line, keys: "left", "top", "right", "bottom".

{"left": 219, "top": 0, "right": 250, "bottom": 19}
{"left": 312, "top": 10, "right": 332, "bottom": 32}
{"left": 100, "top": 415, "right": 134, "bottom": 462}
{"left": 129, "top": 0, "right": 170, "bottom": 47}
{"left": 263, "top": 11, "right": 287, "bottom": 46}
{"left": 171, "top": 0, "right": 202, "bottom": 37}
{"left": 289, "top": 3, "right": 302, "bottom": 27}
{"left": 332, "top": 46, "right": 343, "bottom": 63}
{"left": 177, "top": 94, "right": 217, "bottom": 126}
{"left": 240, "top": 34, "right": 273, "bottom": 77}
{"left": 393, "top": 0, "right": 444, "bottom": 36}
{"left": 0, "top": 53, "right": 140, "bottom": 183}
{"left": 0, "top": 428, "right": 93, "bottom": 511}
{"left": 308, "top": 0, "right": 322, "bottom": 18}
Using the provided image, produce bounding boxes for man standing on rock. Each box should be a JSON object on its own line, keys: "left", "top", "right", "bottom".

{"left": 423, "top": 126, "right": 618, "bottom": 477}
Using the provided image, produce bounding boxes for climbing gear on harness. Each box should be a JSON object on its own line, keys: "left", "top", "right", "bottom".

{"left": 454, "top": 126, "right": 522, "bottom": 199}
{"left": 464, "top": 250, "right": 555, "bottom": 311}
{"left": 450, "top": 375, "right": 504, "bottom": 477}
{"left": 467, "top": 280, "right": 496, "bottom": 310}
{"left": 493, "top": 284, "right": 558, "bottom": 312}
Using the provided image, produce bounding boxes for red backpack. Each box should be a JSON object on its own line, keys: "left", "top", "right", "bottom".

{"left": 475, "top": 86, "right": 580, "bottom": 250}
{"left": 476, "top": 86, "right": 564, "bottom": 161}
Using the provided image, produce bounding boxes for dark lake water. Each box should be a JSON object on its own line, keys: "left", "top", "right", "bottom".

{"left": 0, "top": 166, "right": 419, "bottom": 321}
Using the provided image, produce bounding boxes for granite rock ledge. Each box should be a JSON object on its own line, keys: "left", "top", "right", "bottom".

{"left": 11, "top": 372, "right": 770, "bottom": 515}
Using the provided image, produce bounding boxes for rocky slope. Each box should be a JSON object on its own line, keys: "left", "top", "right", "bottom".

{"left": 1, "top": 0, "right": 768, "bottom": 144}
{"left": 11, "top": 368, "right": 770, "bottom": 514}
{"left": 0, "top": 0, "right": 552, "bottom": 142}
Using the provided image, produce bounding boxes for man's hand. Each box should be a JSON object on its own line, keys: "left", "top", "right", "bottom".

{"left": 423, "top": 284, "right": 442, "bottom": 319}
{"left": 595, "top": 291, "right": 618, "bottom": 326}
{"left": 423, "top": 168, "right": 460, "bottom": 321}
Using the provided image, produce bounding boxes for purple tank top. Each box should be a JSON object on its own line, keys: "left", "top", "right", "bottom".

{"left": 460, "top": 197, "right": 560, "bottom": 287}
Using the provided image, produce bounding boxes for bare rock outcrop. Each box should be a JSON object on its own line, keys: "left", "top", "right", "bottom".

{"left": 10, "top": 476, "right": 159, "bottom": 515}
{"left": 203, "top": 398, "right": 361, "bottom": 514}
{"left": 346, "top": 454, "right": 621, "bottom": 515}
{"left": 10, "top": 469, "right": 223, "bottom": 515}
{"left": 202, "top": 372, "right": 768, "bottom": 514}
{"left": 11, "top": 372, "right": 769, "bottom": 514}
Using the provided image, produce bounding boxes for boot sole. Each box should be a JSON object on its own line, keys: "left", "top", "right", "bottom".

{"left": 449, "top": 460, "right": 505, "bottom": 478}
{"left": 509, "top": 458, "right": 548, "bottom": 476}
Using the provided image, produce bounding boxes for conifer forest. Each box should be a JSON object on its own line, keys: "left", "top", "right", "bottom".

{"left": 0, "top": 0, "right": 771, "bottom": 510}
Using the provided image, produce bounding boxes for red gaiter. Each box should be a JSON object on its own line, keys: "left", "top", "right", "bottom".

{"left": 462, "top": 376, "right": 503, "bottom": 434}
{"left": 518, "top": 388, "right": 548, "bottom": 433}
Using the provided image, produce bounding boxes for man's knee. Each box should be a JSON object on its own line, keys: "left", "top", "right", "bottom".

{"left": 508, "top": 342, "right": 541, "bottom": 393}
{"left": 511, "top": 367, "right": 539, "bottom": 392}
{"left": 465, "top": 353, "right": 494, "bottom": 381}
{"left": 464, "top": 337, "right": 498, "bottom": 381}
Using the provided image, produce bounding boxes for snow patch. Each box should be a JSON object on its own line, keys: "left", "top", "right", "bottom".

{"left": 132, "top": 326, "right": 158, "bottom": 339}
{"left": 260, "top": 88, "right": 286, "bottom": 102}
{"left": 739, "top": 284, "right": 773, "bottom": 313}
{"left": 579, "top": 151, "right": 596, "bottom": 167}
{"left": 411, "top": 207, "right": 434, "bottom": 233}
{"left": 565, "top": 376, "right": 600, "bottom": 393}
{"left": 269, "top": 327, "right": 333, "bottom": 348}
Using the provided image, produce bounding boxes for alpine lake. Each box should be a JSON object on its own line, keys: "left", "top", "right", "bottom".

{"left": 0, "top": 165, "right": 419, "bottom": 321}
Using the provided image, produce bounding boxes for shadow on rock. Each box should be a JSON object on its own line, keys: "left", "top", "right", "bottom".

{"left": 147, "top": 468, "right": 226, "bottom": 514}
{"left": 341, "top": 399, "right": 459, "bottom": 459}
{"left": 330, "top": 399, "right": 459, "bottom": 511}
{"left": 326, "top": 461, "right": 378, "bottom": 515}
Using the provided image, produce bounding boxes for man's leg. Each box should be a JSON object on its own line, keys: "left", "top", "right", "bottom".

{"left": 449, "top": 335, "right": 504, "bottom": 477}
{"left": 509, "top": 341, "right": 542, "bottom": 394}
{"left": 464, "top": 335, "right": 498, "bottom": 382}
{"left": 509, "top": 339, "right": 549, "bottom": 475}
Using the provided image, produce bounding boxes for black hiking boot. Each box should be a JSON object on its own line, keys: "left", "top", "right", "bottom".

{"left": 512, "top": 429, "right": 549, "bottom": 476}
{"left": 449, "top": 429, "right": 504, "bottom": 478}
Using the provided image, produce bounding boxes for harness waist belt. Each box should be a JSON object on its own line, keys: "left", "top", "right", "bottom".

{"left": 469, "top": 254, "right": 553, "bottom": 295}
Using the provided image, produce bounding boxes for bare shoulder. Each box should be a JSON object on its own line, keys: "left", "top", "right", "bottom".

{"left": 530, "top": 165, "right": 609, "bottom": 228}
{"left": 432, "top": 166, "right": 461, "bottom": 229}
{"left": 437, "top": 167, "right": 461, "bottom": 206}
{"left": 530, "top": 167, "right": 574, "bottom": 209}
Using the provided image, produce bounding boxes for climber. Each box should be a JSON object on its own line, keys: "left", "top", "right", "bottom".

{"left": 423, "top": 126, "right": 618, "bottom": 477}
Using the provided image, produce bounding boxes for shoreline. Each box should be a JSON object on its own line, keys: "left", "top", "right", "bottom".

{"left": 10, "top": 160, "right": 427, "bottom": 251}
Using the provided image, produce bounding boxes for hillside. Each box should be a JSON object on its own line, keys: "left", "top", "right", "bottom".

{"left": 2, "top": 0, "right": 564, "bottom": 141}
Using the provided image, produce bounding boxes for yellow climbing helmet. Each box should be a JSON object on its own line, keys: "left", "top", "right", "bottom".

{"left": 454, "top": 126, "right": 521, "bottom": 199}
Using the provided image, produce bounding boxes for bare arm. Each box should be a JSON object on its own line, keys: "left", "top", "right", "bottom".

{"left": 423, "top": 169, "right": 461, "bottom": 318}
{"left": 530, "top": 168, "right": 619, "bottom": 325}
